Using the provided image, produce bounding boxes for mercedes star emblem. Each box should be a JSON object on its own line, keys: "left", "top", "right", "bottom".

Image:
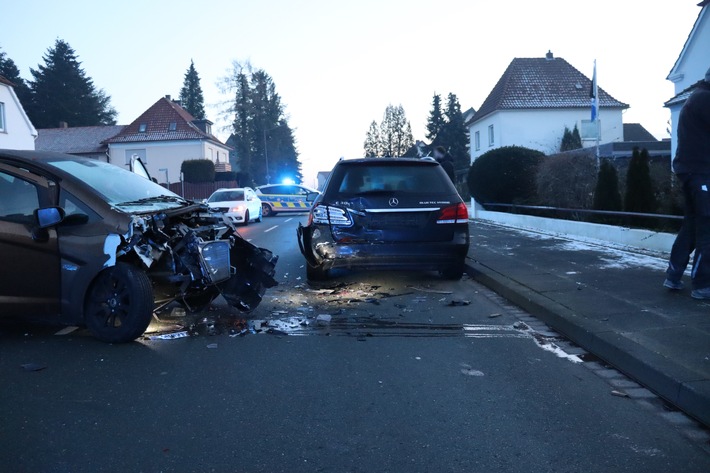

{"left": 389, "top": 198, "right": 399, "bottom": 207}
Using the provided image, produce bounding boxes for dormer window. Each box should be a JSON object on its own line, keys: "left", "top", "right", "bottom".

{"left": 138, "top": 123, "right": 147, "bottom": 133}
{"left": 205, "top": 123, "right": 212, "bottom": 135}
{"left": 168, "top": 122, "right": 177, "bottom": 131}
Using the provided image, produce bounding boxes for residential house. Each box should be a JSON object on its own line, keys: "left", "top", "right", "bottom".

{"left": 104, "top": 96, "right": 231, "bottom": 183}
{"left": 0, "top": 75, "right": 36, "bottom": 149}
{"left": 36, "top": 124, "right": 125, "bottom": 160}
{"left": 665, "top": 0, "right": 709, "bottom": 158}
{"left": 466, "top": 51, "right": 628, "bottom": 162}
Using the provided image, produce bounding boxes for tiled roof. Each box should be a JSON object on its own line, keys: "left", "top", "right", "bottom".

{"left": 623, "top": 123, "right": 657, "bottom": 142}
{"left": 0, "top": 75, "right": 15, "bottom": 87}
{"left": 470, "top": 55, "right": 628, "bottom": 125}
{"left": 104, "top": 97, "right": 225, "bottom": 145}
{"left": 36, "top": 125, "right": 126, "bottom": 154}
{"left": 664, "top": 80, "right": 702, "bottom": 107}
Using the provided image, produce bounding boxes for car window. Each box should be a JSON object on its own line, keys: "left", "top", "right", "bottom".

{"left": 331, "top": 163, "right": 454, "bottom": 196}
{"left": 260, "top": 186, "right": 282, "bottom": 195}
{"left": 209, "top": 190, "right": 244, "bottom": 202}
{"left": 59, "top": 189, "right": 100, "bottom": 222}
{"left": 294, "top": 186, "right": 309, "bottom": 195}
{"left": 0, "top": 171, "right": 40, "bottom": 224}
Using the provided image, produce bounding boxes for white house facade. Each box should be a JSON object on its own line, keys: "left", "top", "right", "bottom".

{"left": 0, "top": 76, "right": 36, "bottom": 150}
{"left": 467, "top": 52, "right": 628, "bottom": 162}
{"left": 665, "top": 1, "right": 709, "bottom": 159}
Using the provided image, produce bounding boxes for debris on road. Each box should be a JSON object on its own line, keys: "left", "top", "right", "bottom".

{"left": 447, "top": 299, "right": 471, "bottom": 307}
{"left": 206, "top": 343, "right": 218, "bottom": 349}
{"left": 21, "top": 363, "right": 47, "bottom": 372}
{"left": 611, "top": 390, "right": 630, "bottom": 398}
{"left": 148, "top": 331, "right": 189, "bottom": 340}
{"left": 316, "top": 314, "right": 332, "bottom": 325}
{"left": 488, "top": 313, "right": 502, "bottom": 318}
{"left": 513, "top": 321, "right": 530, "bottom": 331}
{"left": 460, "top": 363, "right": 484, "bottom": 377}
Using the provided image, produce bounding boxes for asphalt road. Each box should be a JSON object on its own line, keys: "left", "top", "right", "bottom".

{"left": 1, "top": 214, "right": 709, "bottom": 473}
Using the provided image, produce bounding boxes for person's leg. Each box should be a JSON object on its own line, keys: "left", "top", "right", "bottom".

{"left": 666, "top": 177, "right": 695, "bottom": 288}
{"left": 689, "top": 175, "right": 710, "bottom": 297}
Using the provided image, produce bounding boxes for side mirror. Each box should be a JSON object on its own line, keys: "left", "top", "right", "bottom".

{"left": 35, "top": 207, "right": 65, "bottom": 229}
{"left": 306, "top": 192, "right": 319, "bottom": 203}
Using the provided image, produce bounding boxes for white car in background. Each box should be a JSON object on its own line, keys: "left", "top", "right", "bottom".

{"left": 206, "top": 187, "right": 262, "bottom": 225}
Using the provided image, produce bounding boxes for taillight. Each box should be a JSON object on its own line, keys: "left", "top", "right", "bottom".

{"left": 437, "top": 203, "right": 469, "bottom": 224}
{"left": 311, "top": 204, "right": 352, "bottom": 226}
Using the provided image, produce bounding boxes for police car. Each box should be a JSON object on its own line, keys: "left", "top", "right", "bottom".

{"left": 255, "top": 183, "right": 319, "bottom": 217}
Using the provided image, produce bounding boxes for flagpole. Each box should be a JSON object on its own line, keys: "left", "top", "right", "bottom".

{"left": 592, "top": 59, "right": 600, "bottom": 167}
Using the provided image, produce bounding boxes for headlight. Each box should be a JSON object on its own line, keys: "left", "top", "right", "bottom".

{"left": 198, "top": 241, "right": 231, "bottom": 284}
{"left": 230, "top": 206, "right": 244, "bottom": 212}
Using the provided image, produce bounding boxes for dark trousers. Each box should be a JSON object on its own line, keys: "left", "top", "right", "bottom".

{"left": 667, "top": 174, "right": 710, "bottom": 289}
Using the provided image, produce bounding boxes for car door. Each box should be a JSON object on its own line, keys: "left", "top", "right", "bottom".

{"left": 0, "top": 165, "right": 61, "bottom": 317}
{"left": 246, "top": 189, "right": 259, "bottom": 217}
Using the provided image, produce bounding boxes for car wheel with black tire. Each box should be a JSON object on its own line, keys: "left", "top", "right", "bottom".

{"left": 262, "top": 203, "right": 277, "bottom": 217}
{"left": 256, "top": 208, "right": 263, "bottom": 223}
{"left": 84, "top": 263, "right": 154, "bottom": 343}
{"left": 243, "top": 210, "right": 250, "bottom": 226}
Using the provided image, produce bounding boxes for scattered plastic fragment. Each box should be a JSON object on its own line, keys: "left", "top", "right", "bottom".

{"left": 206, "top": 343, "right": 218, "bottom": 349}
{"left": 460, "top": 368, "right": 484, "bottom": 377}
{"left": 21, "top": 363, "right": 47, "bottom": 372}
{"left": 447, "top": 299, "right": 471, "bottom": 307}
{"left": 316, "top": 314, "right": 332, "bottom": 325}
{"left": 611, "top": 390, "right": 629, "bottom": 398}
{"left": 513, "top": 321, "right": 530, "bottom": 330}
{"left": 488, "top": 313, "right": 502, "bottom": 318}
{"left": 148, "top": 331, "right": 189, "bottom": 340}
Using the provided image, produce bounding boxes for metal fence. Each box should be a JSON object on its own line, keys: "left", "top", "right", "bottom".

{"left": 482, "top": 203, "right": 683, "bottom": 221}
{"left": 165, "top": 180, "right": 240, "bottom": 201}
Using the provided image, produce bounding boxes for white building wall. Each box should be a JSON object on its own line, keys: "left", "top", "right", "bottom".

{"left": 108, "top": 140, "right": 232, "bottom": 183}
{"left": 0, "top": 84, "right": 36, "bottom": 150}
{"left": 468, "top": 108, "right": 624, "bottom": 162}
{"left": 668, "top": 7, "right": 709, "bottom": 95}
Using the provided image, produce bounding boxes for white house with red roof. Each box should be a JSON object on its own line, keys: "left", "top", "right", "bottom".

{"left": 466, "top": 52, "right": 628, "bottom": 161}
{"left": 104, "top": 96, "right": 231, "bottom": 184}
{"left": 665, "top": 1, "right": 709, "bottom": 159}
{"left": 0, "top": 75, "right": 37, "bottom": 149}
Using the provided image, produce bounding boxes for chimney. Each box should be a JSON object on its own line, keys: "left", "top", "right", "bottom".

{"left": 59, "top": 121, "right": 68, "bottom": 128}
{"left": 545, "top": 50, "right": 554, "bottom": 60}
{"left": 165, "top": 94, "right": 171, "bottom": 101}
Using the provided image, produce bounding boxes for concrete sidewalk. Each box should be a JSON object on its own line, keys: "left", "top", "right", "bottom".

{"left": 466, "top": 220, "right": 710, "bottom": 427}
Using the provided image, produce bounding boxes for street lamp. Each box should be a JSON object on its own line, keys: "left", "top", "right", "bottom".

{"left": 159, "top": 168, "right": 169, "bottom": 186}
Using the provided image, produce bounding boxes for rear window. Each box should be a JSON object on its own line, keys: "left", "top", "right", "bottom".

{"left": 328, "top": 162, "right": 455, "bottom": 196}
{"left": 209, "top": 190, "right": 244, "bottom": 202}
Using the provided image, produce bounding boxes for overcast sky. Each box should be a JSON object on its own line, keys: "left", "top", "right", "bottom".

{"left": 1, "top": 0, "right": 704, "bottom": 185}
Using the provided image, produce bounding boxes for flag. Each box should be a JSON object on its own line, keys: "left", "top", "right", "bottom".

{"left": 590, "top": 59, "right": 599, "bottom": 122}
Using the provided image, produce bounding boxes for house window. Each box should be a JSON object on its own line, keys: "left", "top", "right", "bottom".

{"left": 474, "top": 131, "right": 480, "bottom": 151}
{"left": 168, "top": 122, "right": 177, "bottom": 131}
{"left": 138, "top": 123, "right": 147, "bottom": 133}
{"left": 488, "top": 125, "right": 495, "bottom": 146}
{"left": 0, "top": 102, "right": 5, "bottom": 132}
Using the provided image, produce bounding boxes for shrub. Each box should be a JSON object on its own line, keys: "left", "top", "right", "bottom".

{"left": 467, "top": 146, "right": 544, "bottom": 205}
{"left": 624, "top": 147, "right": 657, "bottom": 214}
{"left": 215, "top": 171, "right": 238, "bottom": 182}
{"left": 537, "top": 151, "right": 596, "bottom": 209}
{"left": 181, "top": 159, "right": 215, "bottom": 183}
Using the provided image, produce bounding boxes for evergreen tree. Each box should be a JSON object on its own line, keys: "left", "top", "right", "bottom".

{"left": 378, "top": 104, "right": 413, "bottom": 157}
{"left": 223, "top": 61, "right": 301, "bottom": 185}
{"left": 425, "top": 93, "right": 445, "bottom": 142}
{"left": 27, "top": 39, "right": 116, "bottom": 128}
{"left": 179, "top": 59, "right": 205, "bottom": 119}
{"left": 0, "top": 47, "right": 31, "bottom": 108}
{"left": 364, "top": 120, "right": 381, "bottom": 157}
{"left": 440, "top": 93, "right": 469, "bottom": 171}
{"left": 571, "top": 124, "right": 582, "bottom": 149}
{"left": 625, "top": 147, "right": 656, "bottom": 214}
{"left": 560, "top": 127, "right": 573, "bottom": 151}
{"left": 593, "top": 159, "right": 622, "bottom": 211}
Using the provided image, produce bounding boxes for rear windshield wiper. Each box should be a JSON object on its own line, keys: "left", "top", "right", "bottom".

{"left": 116, "top": 195, "right": 188, "bottom": 207}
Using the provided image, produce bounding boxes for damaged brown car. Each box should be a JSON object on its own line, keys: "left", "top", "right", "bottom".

{"left": 0, "top": 150, "right": 278, "bottom": 343}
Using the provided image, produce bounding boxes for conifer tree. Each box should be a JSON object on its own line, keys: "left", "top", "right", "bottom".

{"left": 0, "top": 47, "right": 31, "bottom": 107}
{"left": 27, "top": 39, "right": 117, "bottom": 128}
{"left": 179, "top": 59, "right": 205, "bottom": 119}
{"left": 426, "top": 93, "right": 445, "bottom": 142}
{"left": 625, "top": 147, "right": 656, "bottom": 214}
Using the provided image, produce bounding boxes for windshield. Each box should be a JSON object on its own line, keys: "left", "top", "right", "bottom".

{"left": 47, "top": 159, "right": 186, "bottom": 210}
{"left": 208, "top": 190, "right": 244, "bottom": 203}
{"left": 331, "top": 163, "right": 456, "bottom": 196}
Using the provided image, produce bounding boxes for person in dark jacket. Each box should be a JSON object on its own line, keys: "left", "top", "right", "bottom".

{"left": 433, "top": 146, "right": 456, "bottom": 183}
{"left": 665, "top": 66, "right": 710, "bottom": 300}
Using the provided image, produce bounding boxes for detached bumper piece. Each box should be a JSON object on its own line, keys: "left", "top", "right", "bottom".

{"left": 218, "top": 237, "right": 279, "bottom": 312}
